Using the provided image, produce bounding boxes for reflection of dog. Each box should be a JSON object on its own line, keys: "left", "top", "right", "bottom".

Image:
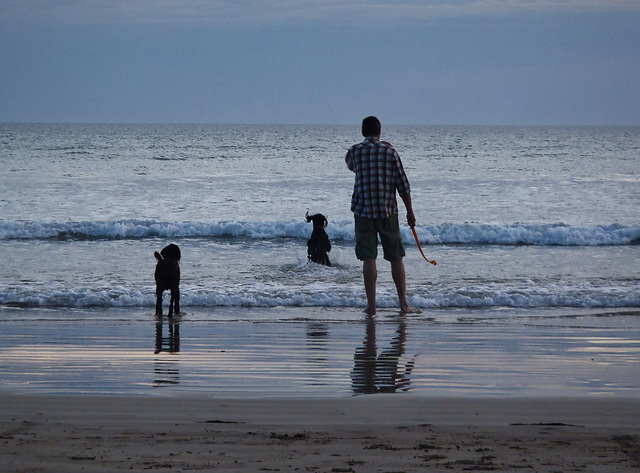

{"left": 154, "top": 244, "right": 181, "bottom": 317}
{"left": 305, "top": 212, "right": 331, "bottom": 266}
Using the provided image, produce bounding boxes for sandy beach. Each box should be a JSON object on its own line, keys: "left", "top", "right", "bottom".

{"left": 2, "top": 394, "right": 640, "bottom": 472}
{"left": 2, "top": 308, "right": 640, "bottom": 471}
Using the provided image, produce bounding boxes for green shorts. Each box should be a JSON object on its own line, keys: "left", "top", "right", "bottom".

{"left": 354, "top": 214, "right": 405, "bottom": 262}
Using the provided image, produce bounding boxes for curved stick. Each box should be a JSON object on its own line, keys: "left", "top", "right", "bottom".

{"left": 412, "top": 227, "right": 437, "bottom": 266}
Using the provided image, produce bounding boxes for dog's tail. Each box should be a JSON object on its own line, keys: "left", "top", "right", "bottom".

{"left": 154, "top": 251, "right": 163, "bottom": 262}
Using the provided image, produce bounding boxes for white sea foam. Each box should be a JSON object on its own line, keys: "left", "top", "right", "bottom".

{"left": 1, "top": 220, "right": 639, "bottom": 246}
{"left": 2, "top": 280, "right": 638, "bottom": 310}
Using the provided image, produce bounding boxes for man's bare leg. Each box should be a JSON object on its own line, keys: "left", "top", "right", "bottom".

{"left": 391, "top": 259, "right": 413, "bottom": 312}
{"left": 363, "top": 259, "right": 377, "bottom": 315}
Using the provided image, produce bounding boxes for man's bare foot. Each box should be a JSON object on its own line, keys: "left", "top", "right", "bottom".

{"left": 364, "top": 306, "right": 376, "bottom": 315}
{"left": 400, "top": 306, "right": 422, "bottom": 314}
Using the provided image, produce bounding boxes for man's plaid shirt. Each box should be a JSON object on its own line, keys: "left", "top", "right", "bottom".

{"left": 345, "top": 137, "right": 411, "bottom": 219}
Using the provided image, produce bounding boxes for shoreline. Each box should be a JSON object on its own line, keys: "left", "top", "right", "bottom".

{"left": 2, "top": 394, "right": 639, "bottom": 472}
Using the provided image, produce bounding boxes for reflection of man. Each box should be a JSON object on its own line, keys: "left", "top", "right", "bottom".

{"left": 346, "top": 116, "right": 416, "bottom": 315}
{"left": 351, "top": 316, "right": 416, "bottom": 394}
{"left": 352, "top": 318, "right": 378, "bottom": 394}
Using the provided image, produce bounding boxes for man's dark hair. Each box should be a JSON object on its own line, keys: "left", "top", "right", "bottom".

{"left": 362, "top": 116, "right": 381, "bottom": 137}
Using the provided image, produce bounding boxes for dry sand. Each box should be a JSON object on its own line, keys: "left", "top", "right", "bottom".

{"left": 2, "top": 394, "right": 639, "bottom": 472}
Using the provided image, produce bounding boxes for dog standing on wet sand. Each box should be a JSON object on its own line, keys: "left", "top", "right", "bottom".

{"left": 306, "top": 212, "right": 331, "bottom": 266}
{"left": 154, "top": 243, "right": 181, "bottom": 317}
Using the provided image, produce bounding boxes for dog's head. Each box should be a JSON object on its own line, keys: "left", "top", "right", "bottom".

{"left": 160, "top": 243, "right": 181, "bottom": 262}
{"left": 305, "top": 212, "right": 328, "bottom": 228}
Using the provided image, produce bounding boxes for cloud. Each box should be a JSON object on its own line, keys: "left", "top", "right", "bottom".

{"left": 2, "top": 0, "right": 639, "bottom": 26}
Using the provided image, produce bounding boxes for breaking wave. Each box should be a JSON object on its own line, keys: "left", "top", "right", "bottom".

{"left": 1, "top": 220, "right": 639, "bottom": 246}
{"left": 2, "top": 280, "right": 639, "bottom": 310}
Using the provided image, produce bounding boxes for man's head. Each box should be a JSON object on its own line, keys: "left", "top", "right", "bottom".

{"left": 362, "top": 116, "right": 381, "bottom": 138}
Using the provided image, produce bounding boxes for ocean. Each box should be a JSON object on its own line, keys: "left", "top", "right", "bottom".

{"left": 1, "top": 123, "right": 639, "bottom": 396}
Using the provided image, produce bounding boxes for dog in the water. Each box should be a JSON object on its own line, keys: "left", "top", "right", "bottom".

{"left": 305, "top": 212, "right": 331, "bottom": 266}
{"left": 154, "top": 243, "right": 181, "bottom": 317}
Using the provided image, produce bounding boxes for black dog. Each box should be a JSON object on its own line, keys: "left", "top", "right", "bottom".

{"left": 154, "top": 243, "right": 181, "bottom": 317}
{"left": 306, "top": 212, "right": 331, "bottom": 266}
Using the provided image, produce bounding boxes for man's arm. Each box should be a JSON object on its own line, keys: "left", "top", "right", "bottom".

{"left": 401, "top": 193, "right": 416, "bottom": 228}
{"left": 345, "top": 149, "right": 355, "bottom": 172}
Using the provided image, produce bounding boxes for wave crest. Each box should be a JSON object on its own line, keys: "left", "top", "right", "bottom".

{"left": 1, "top": 220, "right": 639, "bottom": 246}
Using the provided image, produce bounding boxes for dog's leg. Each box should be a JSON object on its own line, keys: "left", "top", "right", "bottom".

{"left": 168, "top": 291, "right": 174, "bottom": 318}
{"left": 156, "top": 288, "right": 164, "bottom": 316}
{"left": 174, "top": 285, "right": 180, "bottom": 315}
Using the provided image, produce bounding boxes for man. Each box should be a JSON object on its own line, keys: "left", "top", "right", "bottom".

{"left": 346, "top": 116, "right": 417, "bottom": 315}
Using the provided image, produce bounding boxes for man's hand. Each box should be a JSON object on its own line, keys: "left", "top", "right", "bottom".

{"left": 401, "top": 194, "right": 416, "bottom": 228}
{"left": 407, "top": 211, "right": 416, "bottom": 228}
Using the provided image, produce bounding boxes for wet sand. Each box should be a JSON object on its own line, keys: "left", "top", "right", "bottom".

{"left": 2, "top": 394, "right": 640, "bottom": 472}
{"left": 1, "top": 307, "right": 640, "bottom": 397}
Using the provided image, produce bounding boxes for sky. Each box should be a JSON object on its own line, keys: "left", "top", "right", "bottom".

{"left": 1, "top": 0, "right": 639, "bottom": 125}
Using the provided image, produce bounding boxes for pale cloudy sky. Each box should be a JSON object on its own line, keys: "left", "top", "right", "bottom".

{"left": 1, "top": 0, "right": 639, "bottom": 125}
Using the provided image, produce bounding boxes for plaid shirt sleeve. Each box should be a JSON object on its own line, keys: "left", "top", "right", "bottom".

{"left": 346, "top": 138, "right": 411, "bottom": 219}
